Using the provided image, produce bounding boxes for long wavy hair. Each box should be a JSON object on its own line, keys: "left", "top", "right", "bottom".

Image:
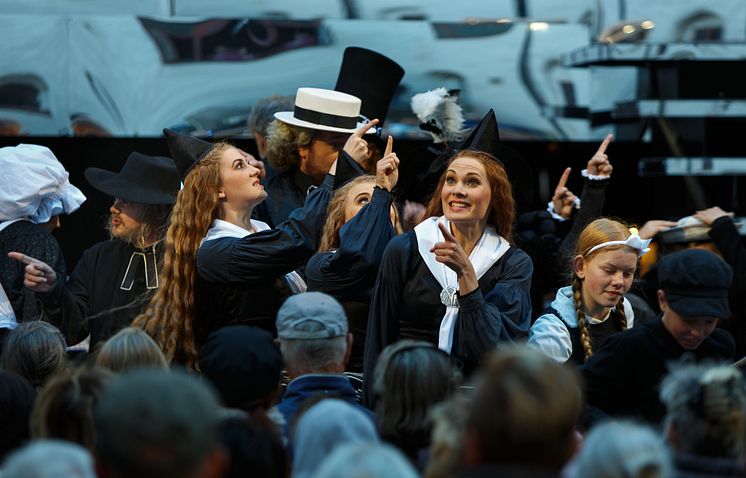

{"left": 132, "top": 143, "right": 231, "bottom": 366}
{"left": 423, "top": 149, "right": 515, "bottom": 242}
{"left": 318, "top": 175, "right": 403, "bottom": 252}
{"left": 572, "top": 218, "right": 634, "bottom": 362}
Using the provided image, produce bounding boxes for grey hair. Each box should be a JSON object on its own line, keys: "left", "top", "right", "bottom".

{"left": 424, "top": 390, "right": 472, "bottom": 478}
{"left": 660, "top": 363, "right": 746, "bottom": 458}
{"left": 313, "top": 443, "right": 419, "bottom": 478}
{"left": 373, "top": 340, "right": 461, "bottom": 443}
{"left": 279, "top": 336, "right": 347, "bottom": 373}
{"left": 0, "top": 320, "right": 67, "bottom": 388}
{"left": 2, "top": 439, "right": 96, "bottom": 478}
{"left": 95, "top": 326, "right": 168, "bottom": 373}
{"left": 264, "top": 120, "right": 315, "bottom": 171}
{"left": 247, "top": 95, "right": 294, "bottom": 136}
{"left": 572, "top": 420, "right": 672, "bottom": 478}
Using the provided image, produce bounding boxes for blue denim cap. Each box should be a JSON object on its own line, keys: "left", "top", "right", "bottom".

{"left": 276, "top": 292, "right": 348, "bottom": 340}
{"left": 658, "top": 249, "right": 733, "bottom": 318}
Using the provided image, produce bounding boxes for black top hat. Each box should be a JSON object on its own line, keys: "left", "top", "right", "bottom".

{"left": 163, "top": 128, "right": 214, "bottom": 181}
{"left": 84, "top": 152, "right": 180, "bottom": 205}
{"left": 334, "top": 47, "right": 405, "bottom": 126}
{"left": 460, "top": 109, "right": 501, "bottom": 158}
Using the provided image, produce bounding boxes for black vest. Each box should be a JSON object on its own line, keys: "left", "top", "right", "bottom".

{"left": 545, "top": 305, "right": 625, "bottom": 366}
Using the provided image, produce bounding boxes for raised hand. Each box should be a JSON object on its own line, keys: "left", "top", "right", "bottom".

{"left": 430, "top": 223, "right": 479, "bottom": 295}
{"left": 588, "top": 134, "right": 614, "bottom": 176}
{"left": 551, "top": 167, "right": 578, "bottom": 219}
{"left": 638, "top": 220, "right": 678, "bottom": 239}
{"left": 375, "top": 135, "right": 400, "bottom": 191}
{"left": 343, "top": 119, "right": 379, "bottom": 166}
{"left": 239, "top": 149, "right": 266, "bottom": 180}
{"left": 693, "top": 206, "right": 734, "bottom": 226}
{"left": 7, "top": 252, "right": 58, "bottom": 293}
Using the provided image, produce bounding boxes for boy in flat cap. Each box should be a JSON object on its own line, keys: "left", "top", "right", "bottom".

{"left": 581, "top": 248, "right": 735, "bottom": 426}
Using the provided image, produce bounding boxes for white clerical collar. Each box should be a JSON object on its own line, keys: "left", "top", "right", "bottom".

{"left": 201, "top": 218, "right": 271, "bottom": 244}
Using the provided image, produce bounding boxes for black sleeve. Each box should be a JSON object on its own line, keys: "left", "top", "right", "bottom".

{"left": 709, "top": 216, "right": 746, "bottom": 291}
{"left": 580, "top": 333, "right": 631, "bottom": 428}
{"left": 452, "top": 248, "right": 533, "bottom": 365}
{"left": 362, "top": 233, "right": 411, "bottom": 406}
{"left": 45, "top": 248, "right": 95, "bottom": 344}
{"left": 559, "top": 177, "right": 609, "bottom": 256}
{"left": 21, "top": 233, "right": 66, "bottom": 326}
{"left": 198, "top": 174, "right": 334, "bottom": 284}
{"left": 306, "top": 187, "right": 396, "bottom": 298}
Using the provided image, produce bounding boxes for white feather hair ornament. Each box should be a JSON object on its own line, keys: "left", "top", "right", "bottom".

{"left": 410, "top": 88, "right": 465, "bottom": 144}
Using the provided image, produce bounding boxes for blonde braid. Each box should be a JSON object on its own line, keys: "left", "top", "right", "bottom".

{"left": 572, "top": 275, "right": 593, "bottom": 362}
{"left": 613, "top": 300, "right": 628, "bottom": 331}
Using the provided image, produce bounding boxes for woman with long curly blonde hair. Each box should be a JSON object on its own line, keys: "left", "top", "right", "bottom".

{"left": 306, "top": 143, "right": 402, "bottom": 373}
{"left": 134, "top": 128, "right": 353, "bottom": 366}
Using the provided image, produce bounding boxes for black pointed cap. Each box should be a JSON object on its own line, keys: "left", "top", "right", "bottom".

{"left": 163, "top": 128, "right": 214, "bottom": 181}
{"left": 334, "top": 150, "right": 366, "bottom": 190}
{"left": 334, "top": 47, "right": 404, "bottom": 126}
{"left": 460, "top": 109, "right": 500, "bottom": 159}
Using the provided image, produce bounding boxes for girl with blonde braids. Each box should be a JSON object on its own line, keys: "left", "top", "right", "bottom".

{"left": 134, "top": 124, "right": 364, "bottom": 366}
{"left": 529, "top": 218, "right": 651, "bottom": 365}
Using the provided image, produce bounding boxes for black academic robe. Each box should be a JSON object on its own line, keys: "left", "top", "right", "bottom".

{"left": 0, "top": 220, "right": 65, "bottom": 324}
{"left": 364, "top": 229, "right": 533, "bottom": 396}
{"left": 253, "top": 166, "right": 315, "bottom": 228}
{"left": 305, "top": 186, "right": 397, "bottom": 373}
{"left": 194, "top": 174, "right": 334, "bottom": 347}
{"left": 46, "top": 240, "right": 161, "bottom": 347}
{"left": 581, "top": 315, "right": 735, "bottom": 427}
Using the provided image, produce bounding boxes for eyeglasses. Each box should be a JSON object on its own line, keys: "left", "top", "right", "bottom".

{"left": 113, "top": 197, "right": 132, "bottom": 208}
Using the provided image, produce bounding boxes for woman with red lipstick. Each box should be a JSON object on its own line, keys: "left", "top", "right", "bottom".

{"left": 363, "top": 141, "right": 533, "bottom": 395}
{"left": 528, "top": 218, "right": 647, "bottom": 365}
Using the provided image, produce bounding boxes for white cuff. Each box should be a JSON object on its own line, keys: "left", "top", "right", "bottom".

{"left": 581, "top": 169, "right": 611, "bottom": 181}
{"left": 546, "top": 198, "right": 580, "bottom": 222}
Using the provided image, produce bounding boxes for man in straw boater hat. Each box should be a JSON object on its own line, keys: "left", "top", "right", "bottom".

{"left": 257, "top": 47, "right": 403, "bottom": 227}
{"left": 10, "top": 152, "right": 180, "bottom": 349}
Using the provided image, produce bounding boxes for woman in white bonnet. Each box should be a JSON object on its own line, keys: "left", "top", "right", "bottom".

{"left": 0, "top": 144, "right": 85, "bottom": 341}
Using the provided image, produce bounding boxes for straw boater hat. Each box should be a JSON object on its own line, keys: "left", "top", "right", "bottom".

{"left": 274, "top": 88, "right": 375, "bottom": 134}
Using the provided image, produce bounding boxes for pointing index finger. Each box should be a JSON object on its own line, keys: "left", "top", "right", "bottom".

{"left": 7, "top": 252, "right": 38, "bottom": 266}
{"left": 596, "top": 133, "right": 613, "bottom": 155}
{"left": 438, "top": 222, "right": 456, "bottom": 243}
{"left": 384, "top": 135, "right": 393, "bottom": 156}
{"left": 354, "top": 118, "right": 379, "bottom": 138}
{"left": 555, "top": 167, "right": 571, "bottom": 192}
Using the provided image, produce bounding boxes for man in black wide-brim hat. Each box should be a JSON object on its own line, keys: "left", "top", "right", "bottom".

{"left": 12, "top": 152, "right": 180, "bottom": 348}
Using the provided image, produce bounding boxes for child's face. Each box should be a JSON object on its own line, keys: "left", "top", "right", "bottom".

{"left": 658, "top": 290, "right": 718, "bottom": 350}
{"left": 574, "top": 247, "right": 638, "bottom": 316}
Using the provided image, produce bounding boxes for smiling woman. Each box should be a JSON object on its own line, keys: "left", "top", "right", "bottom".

{"left": 363, "top": 148, "right": 533, "bottom": 403}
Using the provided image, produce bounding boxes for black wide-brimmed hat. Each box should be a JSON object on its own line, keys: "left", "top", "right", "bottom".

{"left": 84, "top": 152, "right": 180, "bottom": 205}
{"left": 163, "top": 128, "right": 214, "bottom": 181}
{"left": 334, "top": 47, "right": 404, "bottom": 126}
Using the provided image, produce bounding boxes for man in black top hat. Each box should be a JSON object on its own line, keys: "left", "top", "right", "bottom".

{"left": 10, "top": 152, "right": 180, "bottom": 348}
{"left": 256, "top": 48, "right": 404, "bottom": 228}
{"left": 581, "top": 248, "right": 736, "bottom": 426}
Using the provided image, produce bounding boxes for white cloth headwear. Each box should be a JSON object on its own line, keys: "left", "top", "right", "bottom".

{"left": 0, "top": 144, "right": 86, "bottom": 224}
{"left": 586, "top": 228, "right": 651, "bottom": 257}
{"left": 201, "top": 219, "right": 307, "bottom": 294}
{"left": 415, "top": 216, "right": 510, "bottom": 353}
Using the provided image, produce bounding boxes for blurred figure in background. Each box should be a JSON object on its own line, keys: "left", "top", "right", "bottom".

{"left": 0, "top": 143, "right": 85, "bottom": 344}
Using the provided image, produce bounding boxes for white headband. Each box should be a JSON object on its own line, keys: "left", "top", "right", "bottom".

{"left": 586, "top": 228, "right": 651, "bottom": 257}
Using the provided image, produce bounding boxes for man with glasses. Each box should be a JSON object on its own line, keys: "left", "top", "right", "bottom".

{"left": 11, "top": 152, "right": 180, "bottom": 348}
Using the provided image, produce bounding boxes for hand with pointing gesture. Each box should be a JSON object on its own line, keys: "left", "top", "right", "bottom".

{"left": 375, "top": 135, "right": 400, "bottom": 191}
{"left": 430, "top": 223, "right": 479, "bottom": 295}
{"left": 587, "top": 134, "right": 614, "bottom": 177}
{"left": 343, "top": 119, "right": 379, "bottom": 167}
{"left": 551, "top": 167, "right": 578, "bottom": 220}
{"left": 7, "top": 252, "right": 58, "bottom": 293}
